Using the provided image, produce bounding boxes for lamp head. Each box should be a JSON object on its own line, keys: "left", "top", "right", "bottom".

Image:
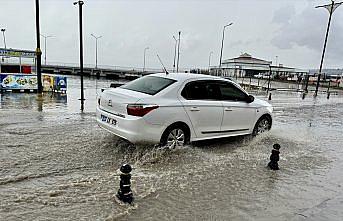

{"left": 73, "top": 1, "right": 84, "bottom": 5}
{"left": 224, "top": 23, "right": 233, "bottom": 28}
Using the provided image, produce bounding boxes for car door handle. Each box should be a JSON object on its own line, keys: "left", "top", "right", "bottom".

{"left": 190, "top": 107, "right": 200, "bottom": 112}
{"left": 224, "top": 108, "right": 233, "bottom": 112}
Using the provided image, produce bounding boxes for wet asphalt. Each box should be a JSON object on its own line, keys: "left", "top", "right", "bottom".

{"left": 1, "top": 76, "right": 343, "bottom": 221}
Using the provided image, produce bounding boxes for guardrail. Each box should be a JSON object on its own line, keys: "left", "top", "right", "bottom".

{"left": 43, "top": 62, "right": 193, "bottom": 73}
{"left": 1, "top": 61, "right": 207, "bottom": 74}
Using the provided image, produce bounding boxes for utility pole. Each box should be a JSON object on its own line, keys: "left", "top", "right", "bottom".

{"left": 1, "top": 29, "right": 6, "bottom": 49}
{"left": 74, "top": 0, "right": 85, "bottom": 111}
{"left": 143, "top": 47, "right": 149, "bottom": 72}
{"left": 268, "top": 65, "right": 272, "bottom": 93}
{"left": 172, "top": 35, "right": 177, "bottom": 72}
{"left": 35, "top": 0, "right": 43, "bottom": 93}
{"left": 1, "top": 28, "right": 6, "bottom": 64}
{"left": 314, "top": 0, "right": 342, "bottom": 97}
{"left": 91, "top": 34, "right": 102, "bottom": 69}
{"left": 40, "top": 34, "right": 54, "bottom": 65}
{"left": 219, "top": 23, "right": 233, "bottom": 69}
{"left": 176, "top": 31, "right": 181, "bottom": 72}
{"left": 208, "top": 51, "right": 213, "bottom": 72}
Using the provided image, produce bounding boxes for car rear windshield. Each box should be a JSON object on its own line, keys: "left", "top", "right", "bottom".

{"left": 121, "top": 76, "right": 176, "bottom": 95}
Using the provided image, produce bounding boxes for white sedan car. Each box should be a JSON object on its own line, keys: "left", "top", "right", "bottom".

{"left": 96, "top": 73, "right": 273, "bottom": 148}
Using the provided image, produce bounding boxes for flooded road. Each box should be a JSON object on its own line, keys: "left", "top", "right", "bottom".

{"left": 1, "top": 76, "right": 343, "bottom": 220}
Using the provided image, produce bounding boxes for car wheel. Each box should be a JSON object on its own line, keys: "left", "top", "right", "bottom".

{"left": 160, "top": 125, "right": 189, "bottom": 149}
{"left": 253, "top": 116, "right": 272, "bottom": 136}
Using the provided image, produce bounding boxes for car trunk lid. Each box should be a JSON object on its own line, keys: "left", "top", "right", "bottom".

{"left": 99, "top": 88, "right": 151, "bottom": 117}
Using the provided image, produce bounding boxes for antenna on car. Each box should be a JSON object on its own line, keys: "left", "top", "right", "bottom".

{"left": 157, "top": 54, "right": 169, "bottom": 75}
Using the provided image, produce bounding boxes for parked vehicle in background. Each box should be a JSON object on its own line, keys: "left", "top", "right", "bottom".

{"left": 253, "top": 73, "right": 264, "bottom": 79}
{"left": 253, "top": 73, "right": 272, "bottom": 79}
{"left": 96, "top": 73, "right": 273, "bottom": 148}
{"left": 262, "top": 74, "right": 272, "bottom": 79}
{"left": 328, "top": 74, "right": 342, "bottom": 86}
{"left": 287, "top": 74, "right": 299, "bottom": 81}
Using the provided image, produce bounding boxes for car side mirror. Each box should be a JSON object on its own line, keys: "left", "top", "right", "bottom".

{"left": 247, "top": 95, "right": 254, "bottom": 103}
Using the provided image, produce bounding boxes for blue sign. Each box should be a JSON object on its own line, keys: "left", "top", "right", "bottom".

{"left": 54, "top": 76, "right": 67, "bottom": 92}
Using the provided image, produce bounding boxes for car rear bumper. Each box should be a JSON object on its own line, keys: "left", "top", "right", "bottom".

{"left": 96, "top": 107, "right": 163, "bottom": 144}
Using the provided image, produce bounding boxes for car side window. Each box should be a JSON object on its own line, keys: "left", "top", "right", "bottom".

{"left": 181, "top": 81, "right": 221, "bottom": 100}
{"left": 218, "top": 81, "right": 248, "bottom": 101}
{"left": 181, "top": 81, "right": 206, "bottom": 100}
{"left": 206, "top": 83, "right": 221, "bottom": 100}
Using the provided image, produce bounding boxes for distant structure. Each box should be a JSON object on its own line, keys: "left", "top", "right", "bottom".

{"left": 0, "top": 48, "right": 36, "bottom": 73}
{"left": 0, "top": 48, "right": 67, "bottom": 93}
{"left": 210, "top": 53, "right": 309, "bottom": 80}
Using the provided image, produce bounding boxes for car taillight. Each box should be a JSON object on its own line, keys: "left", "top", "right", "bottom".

{"left": 127, "top": 104, "right": 159, "bottom": 117}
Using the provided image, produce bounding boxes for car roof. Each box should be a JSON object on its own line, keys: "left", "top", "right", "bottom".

{"left": 148, "top": 72, "right": 227, "bottom": 82}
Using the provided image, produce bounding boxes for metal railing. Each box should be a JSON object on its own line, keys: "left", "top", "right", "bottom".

{"left": 43, "top": 62, "right": 193, "bottom": 73}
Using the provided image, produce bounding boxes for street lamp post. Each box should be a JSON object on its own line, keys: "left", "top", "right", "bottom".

{"left": 314, "top": 0, "right": 342, "bottom": 97}
{"left": 143, "top": 47, "right": 149, "bottom": 72}
{"left": 176, "top": 31, "right": 181, "bottom": 72}
{"left": 268, "top": 65, "right": 272, "bottom": 93}
{"left": 35, "top": 0, "right": 43, "bottom": 93}
{"left": 1, "top": 29, "right": 6, "bottom": 49}
{"left": 1, "top": 28, "right": 6, "bottom": 64}
{"left": 74, "top": 0, "right": 85, "bottom": 111}
{"left": 172, "top": 35, "right": 177, "bottom": 72}
{"left": 40, "top": 34, "right": 54, "bottom": 65}
{"left": 208, "top": 51, "right": 213, "bottom": 72}
{"left": 219, "top": 23, "right": 233, "bottom": 76}
{"left": 275, "top": 55, "right": 279, "bottom": 79}
{"left": 91, "top": 34, "right": 102, "bottom": 69}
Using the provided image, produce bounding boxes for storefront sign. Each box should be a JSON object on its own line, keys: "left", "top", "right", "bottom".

{"left": 0, "top": 48, "right": 36, "bottom": 58}
{"left": 0, "top": 74, "right": 67, "bottom": 92}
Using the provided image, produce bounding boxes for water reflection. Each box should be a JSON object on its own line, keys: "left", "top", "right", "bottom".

{"left": 0, "top": 76, "right": 123, "bottom": 113}
{"left": 0, "top": 92, "right": 67, "bottom": 111}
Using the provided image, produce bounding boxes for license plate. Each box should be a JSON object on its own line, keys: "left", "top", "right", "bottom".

{"left": 101, "top": 114, "right": 117, "bottom": 126}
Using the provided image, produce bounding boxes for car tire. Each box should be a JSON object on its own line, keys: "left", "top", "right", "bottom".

{"left": 252, "top": 115, "right": 272, "bottom": 136}
{"left": 160, "top": 124, "right": 190, "bottom": 149}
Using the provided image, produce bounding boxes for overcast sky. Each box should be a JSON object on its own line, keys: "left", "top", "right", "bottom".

{"left": 0, "top": 0, "right": 342, "bottom": 70}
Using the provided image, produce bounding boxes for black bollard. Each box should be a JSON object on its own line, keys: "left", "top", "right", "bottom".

{"left": 116, "top": 164, "right": 134, "bottom": 204}
{"left": 268, "top": 144, "right": 280, "bottom": 170}
{"left": 268, "top": 92, "right": 272, "bottom": 100}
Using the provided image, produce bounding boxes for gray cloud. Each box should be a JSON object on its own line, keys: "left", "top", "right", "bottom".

{"left": 1, "top": 0, "right": 342, "bottom": 69}
{"left": 272, "top": 4, "right": 296, "bottom": 25}
{"left": 272, "top": 3, "right": 343, "bottom": 66}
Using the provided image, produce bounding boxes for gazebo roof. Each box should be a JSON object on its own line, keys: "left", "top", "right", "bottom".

{"left": 222, "top": 53, "right": 272, "bottom": 65}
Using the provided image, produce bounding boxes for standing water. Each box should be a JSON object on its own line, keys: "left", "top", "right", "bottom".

{"left": 1, "top": 76, "right": 343, "bottom": 220}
